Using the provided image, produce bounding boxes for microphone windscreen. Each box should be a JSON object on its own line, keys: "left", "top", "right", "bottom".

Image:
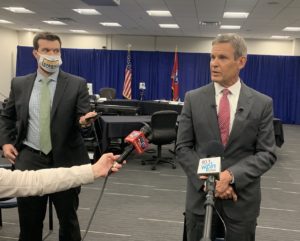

{"left": 140, "top": 123, "right": 152, "bottom": 139}
{"left": 205, "top": 140, "right": 224, "bottom": 157}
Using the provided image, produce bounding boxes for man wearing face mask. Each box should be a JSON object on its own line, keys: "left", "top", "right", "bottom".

{"left": 0, "top": 32, "right": 97, "bottom": 241}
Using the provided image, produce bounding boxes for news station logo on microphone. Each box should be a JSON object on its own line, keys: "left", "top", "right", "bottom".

{"left": 197, "top": 157, "right": 221, "bottom": 178}
{"left": 125, "top": 130, "right": 149, "bottom": 154}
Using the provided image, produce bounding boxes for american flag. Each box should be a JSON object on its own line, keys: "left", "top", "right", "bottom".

{"left": 122, "top": 49, "right": 132, "bottom": 99}
{"left": 171, "top": 49, "right": 179, "bottom": 101}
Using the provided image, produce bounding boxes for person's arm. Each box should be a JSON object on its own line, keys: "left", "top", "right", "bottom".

{"left": 75, "top": 79, "right": 92, "bottom": 127}
{"left": 0, "top": 78, "right": 19, "bottom": 164}
{"left": 0, "top": 153, "right": 122, "bottom": 198}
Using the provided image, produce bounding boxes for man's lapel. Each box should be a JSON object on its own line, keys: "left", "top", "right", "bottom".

{"left": 227, "top": 83, "right": 254, "bottom": 147}
{"left": 51, "top": 70, "right": 68, "bottom": 120}
{"left": 203, "top": 84, "right": 220, "bottom": 141}
{"left": 22, "top": 74, "right": 36, "bottom": 122}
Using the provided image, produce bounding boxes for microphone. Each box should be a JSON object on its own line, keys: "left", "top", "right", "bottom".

{"left": 114, "top": 124, "right": 152, "bottom": 164}
{"left": 198, "top": 141, "right": 224, "bottom": 241}
{"left": 237, "top": 106, "right": 244, "bottom": 113}
{"left": 197, "top": 140, "right": 223, "bottom": 180}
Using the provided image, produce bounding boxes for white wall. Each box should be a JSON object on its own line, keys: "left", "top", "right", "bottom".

{"left": 1, "top": 28, "right": 299, "bottom": 98}
{"left": 16, "top": 31, "right": 297, "bottom": 55}
{"left": 293, "top": 38, "right": 300, "bottom": 56}
{"left": 18, "top": 32, "right": 108, "bottom": 49}
{"left": 0, "top": 27, "right": 18, "bottom": 100}
{"left": 247, "top": 39, "right": 294, "bottom": 56}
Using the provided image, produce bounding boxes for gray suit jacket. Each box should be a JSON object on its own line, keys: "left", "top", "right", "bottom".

{"left": 0, "top": 70, "right": 90, "bottom": 168}
{"left": 176, "top": 81, "right": 276, "bottom": 221}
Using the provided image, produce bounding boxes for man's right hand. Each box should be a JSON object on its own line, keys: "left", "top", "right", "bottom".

{"left": 2, "top": 144, "right": 18, "bottom": 164}
{"left": 215, "top": 185, "right": 238, "bottom": 202}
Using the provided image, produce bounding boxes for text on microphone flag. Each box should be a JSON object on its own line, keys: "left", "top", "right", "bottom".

{"left": 197, "top": 157, "right": 221, "bottom": 176}
{"left": 125, "top": 130, "right": 149, "bottom": 154}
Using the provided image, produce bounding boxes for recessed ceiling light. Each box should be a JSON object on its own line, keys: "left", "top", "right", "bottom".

{"left": 220, "top": 25, "right": 241, "bottom": 30}
{"left": 73, "top": 9, "right": 101, "bottom": 15}
{"left": 3, "top": 7, "right": 34, "bottom": 13}
{"left": 43, "top": 20, "right": 66, "bottom": 25}
{"left": 23, "top": 28, "right": 42, "bottom": 32}
{"left": 100, "top": 22, "right": 121, "bottom": 27}
{"left": 223, "top": 12, "right": 249, "bottom": 18}
{"left": 283, "top": 27, "right": 300, "bottom": 31}
{"left": 0, "top": 19, "right": 13, "bottom": 24}
{"left": 159, "top": 24, "right": 179, "bottom": 29}
{"left": 271, "top": 35, "right": 290, "bottom": 39}
{"left": 146, "top": 10, "right": 172, "bottom": 17}
{"left": 70, "top": 29, "right": 88, "bottom": 33}
{"left": 199, "top": 21, "right": 221, "bottom": 26}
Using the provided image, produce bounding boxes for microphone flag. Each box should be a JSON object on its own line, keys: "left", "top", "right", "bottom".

{"left": 125, "top": 130, "right": 149, "bottom": 154}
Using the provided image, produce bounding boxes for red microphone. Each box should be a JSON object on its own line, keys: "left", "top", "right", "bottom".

{"left": 125, "top": 130, "right": 149, "bottom": 154}
{"left": 114, "top": 124, "right": 152, "bottom": 164}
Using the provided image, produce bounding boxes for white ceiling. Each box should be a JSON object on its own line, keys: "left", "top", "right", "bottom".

{"left": 1, "top": 0, "right": 300, "bottom": 39}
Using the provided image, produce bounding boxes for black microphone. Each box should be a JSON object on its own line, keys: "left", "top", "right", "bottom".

{"left": 237, "top": 106, "right": 244, "bottom": 113}
{"left": 205, "top": 140, "right": 224, "bottom": 158}
{"left": 199, "top": 140, "right": 224, "bottom": 241}
{"left": 114, "top": 124, "right": 152, "bottom": 164}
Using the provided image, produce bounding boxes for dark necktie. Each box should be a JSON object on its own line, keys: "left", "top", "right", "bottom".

{"left": 218, "top": 89, "right": 230, "bottom": 146}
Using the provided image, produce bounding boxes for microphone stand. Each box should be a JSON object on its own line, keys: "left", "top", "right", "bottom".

{"left": 139, "top": 89, "right": 145, "bottom": 101}
{"left": 200, "top": 175, "right": 216, "bottom": 241}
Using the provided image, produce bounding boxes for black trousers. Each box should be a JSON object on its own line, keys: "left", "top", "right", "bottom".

{"left": 15, "top": 147, "right": 81, "bottom": 241}
{"left": 184, "top": 211, "right": 256, "bottom": 241}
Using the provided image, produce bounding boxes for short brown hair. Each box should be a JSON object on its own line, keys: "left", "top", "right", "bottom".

{"left": 33, "top": 32, "right": 62, "bottom": 50}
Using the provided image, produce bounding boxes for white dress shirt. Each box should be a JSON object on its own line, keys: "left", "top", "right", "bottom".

{"left": 214, "top": 79, "right": 241, "bottom": 133}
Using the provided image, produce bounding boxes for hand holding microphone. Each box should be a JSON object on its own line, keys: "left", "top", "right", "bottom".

{"left": 215, "top": 185, "right": 237, "bottom": 202}
{"left": 214, "top": 170, "right": 237, "bottom": 201}
{"left": 92, "top": 153, "right": 123, "bottom": 178}
{"left": 197, "top": 141, "right": 237, "bottom": 201}
{"left": 108, "top": 124, "right": 152, "bottom": 175}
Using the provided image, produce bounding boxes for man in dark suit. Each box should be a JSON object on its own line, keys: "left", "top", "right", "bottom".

{"left": 176, "top": 33, "right": 277, "bottom": 241}
{"left": 0, "top": 32, "right": 96, "bottom": 241}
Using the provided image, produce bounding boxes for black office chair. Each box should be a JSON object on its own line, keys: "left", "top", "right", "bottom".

{"left": 142, "top": 110, "right": 178, "bottom": 170}
{"left": 99, "top": 87, "right": 116, "bottom": 99}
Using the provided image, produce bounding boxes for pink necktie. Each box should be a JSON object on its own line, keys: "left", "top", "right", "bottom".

{"left": 218, "top": 89, "right": 230, "bottom": 146}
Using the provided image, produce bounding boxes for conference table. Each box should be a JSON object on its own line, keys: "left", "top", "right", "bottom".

{"left": 95, "top": 99, "right": 183, "bottom": 115}
{"left": 98, "top": 115, "right": 151, "bottom": 152}
{"left": 97, "top": 115, "right": 284, "bottom": 153}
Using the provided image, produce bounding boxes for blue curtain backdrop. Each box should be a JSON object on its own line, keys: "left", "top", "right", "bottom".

{"left": 16, "top": 46, "right": 300, "bottom": 124}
